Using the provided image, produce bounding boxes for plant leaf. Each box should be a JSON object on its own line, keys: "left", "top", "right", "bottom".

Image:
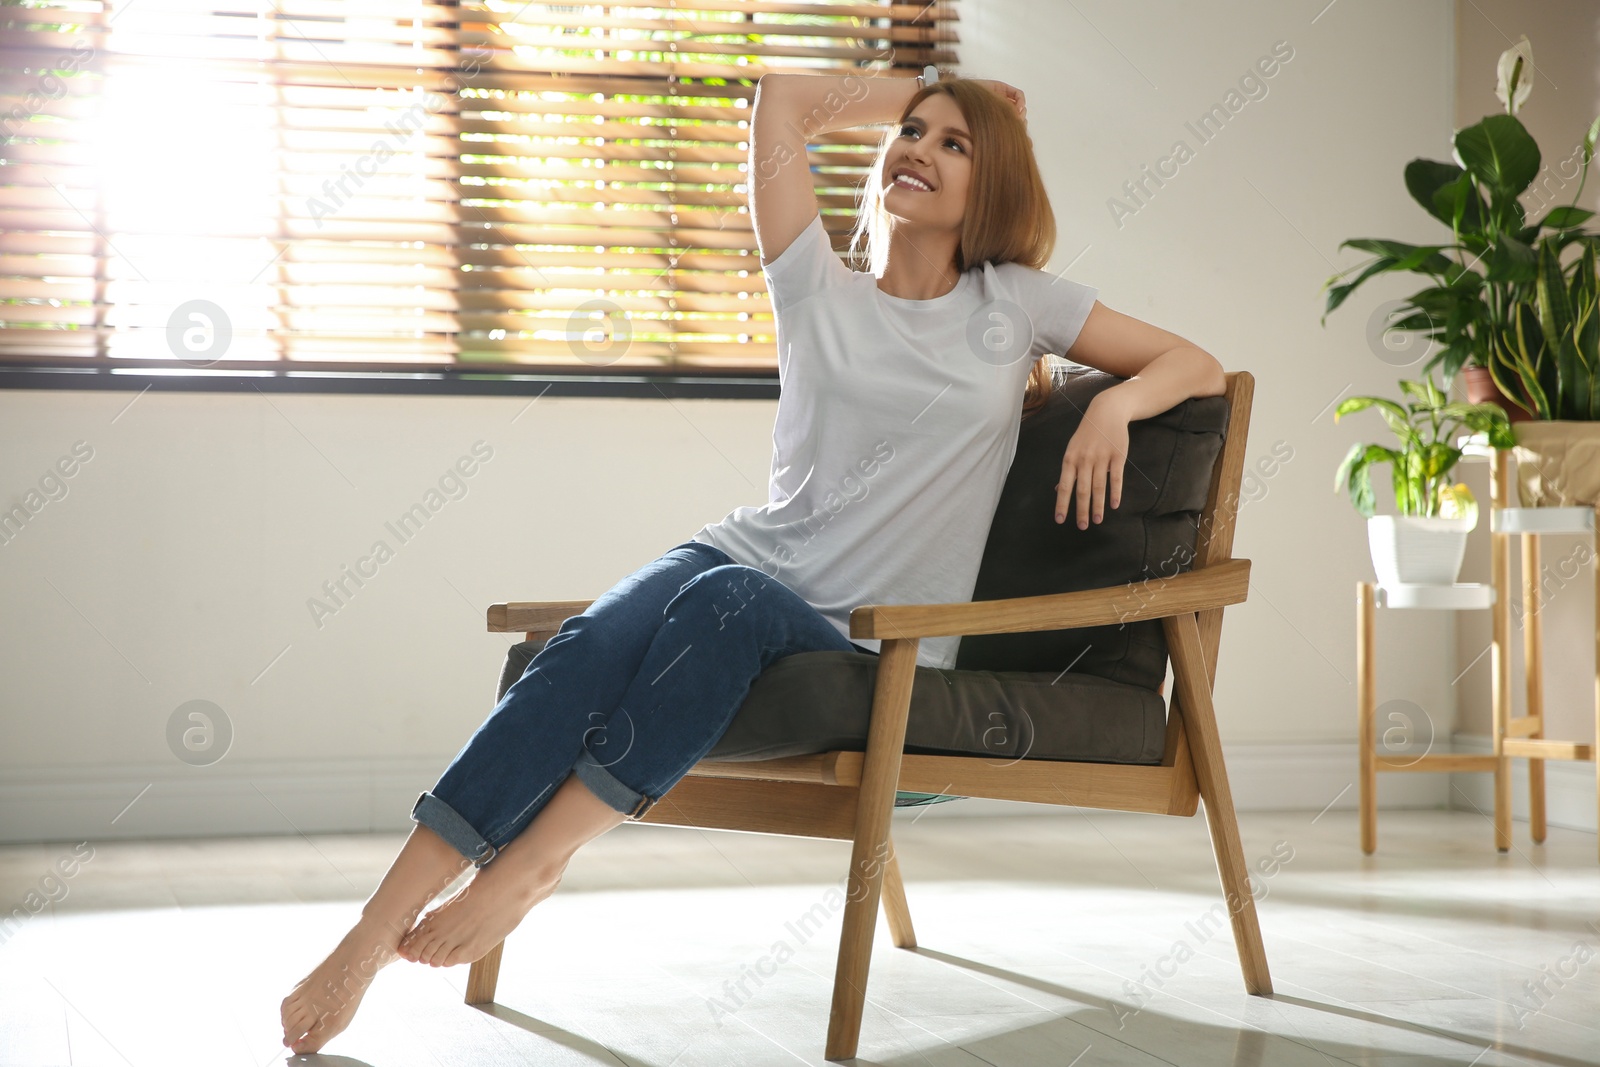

{"left": 1321, "top": 255, "right": 1404, "bottom": 323}
{"left": 1453, "top": 114, "right": 1542, "bottom": 198}
{"left": 1405, "top": 158, "right": 1466, "bottom": 225}
{"left": 1431, "top": 174, "right": 1488, "bottom": 236}
{"left": 1334, "top": 443, "right": 1397, "bottom": 519}
{"left": 1485, "top": 234, "right": 1537, "bottom": 282}
{"left": 1421, "top": 441, "right": 1462, "bottom": 480}
{"left": 1340, "top": 239, "right": 1455, "bottom": 275}
{"left": 1333, "top": 440, "right": 1365, "bottom": 495}
{"left": 1538, "top": 205, "right": 1595, "bottom": 229}
{"left": 1397, "top": 379, "right": 1435, "bottom": 407}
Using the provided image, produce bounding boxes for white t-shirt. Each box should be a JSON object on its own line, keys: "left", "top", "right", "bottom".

{"left": 692, "top": 211, "right": 1099, "bottom": 669}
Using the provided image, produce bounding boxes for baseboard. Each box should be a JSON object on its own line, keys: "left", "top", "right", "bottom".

{"left": 1, "top": 743, "right": 1466, "bottom": 844}
{"left": 1448, "top": 734, "right": 1598, "bottom": 834}
{"left": 0, "top": 758, "right": 444, "bottom": 846}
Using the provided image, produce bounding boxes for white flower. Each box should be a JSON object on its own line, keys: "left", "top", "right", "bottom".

{"left": 1495, "top": 35, "right": 1533, "bottom": 115}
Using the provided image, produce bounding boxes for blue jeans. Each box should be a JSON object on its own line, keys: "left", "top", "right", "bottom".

{"left": 411, "top": 539, "right": 877, "bottom": 867}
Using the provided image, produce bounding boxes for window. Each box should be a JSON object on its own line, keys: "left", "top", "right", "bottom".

{"left": 0, "top": 0, "right": 958, "bottom": 392}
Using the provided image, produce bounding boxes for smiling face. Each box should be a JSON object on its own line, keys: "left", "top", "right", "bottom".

{"left": 881, "top": 91, "right": 973, "bottom": 233}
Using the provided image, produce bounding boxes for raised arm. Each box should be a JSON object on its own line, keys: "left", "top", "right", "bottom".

{"left": 748, "top": 72, "right": 922, "bottom": 266}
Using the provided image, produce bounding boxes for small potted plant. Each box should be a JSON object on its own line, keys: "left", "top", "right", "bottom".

{"left": 1319, "top": 36, "right": 1600, "bottom": 435}
{"left": 1334, "top": 376, "right": 1515, "bottom": 586}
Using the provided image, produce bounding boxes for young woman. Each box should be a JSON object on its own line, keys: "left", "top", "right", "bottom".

{"left": 279, "top": 70, "right": 1225, "bottom": 1054}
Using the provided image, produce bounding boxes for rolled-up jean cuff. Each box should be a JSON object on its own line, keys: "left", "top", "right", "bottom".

{"left": 411, "top": 791, "right": 498, "bottom": 868}
{"left": 572, "top": 754, "right": 654, "bottom": 820}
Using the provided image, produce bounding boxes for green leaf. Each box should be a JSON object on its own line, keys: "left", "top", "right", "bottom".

{"left": 1538, "top": 205, "right": 1595, "bottom": 229}
{"left": 1335, "top": 395, "right": 1422, "bottom": 448}
{"left": 1577, "top": 242, "right": 1600, "bottom": 419}
{"left": 1333, "top": 395, "right": 1408, "bottom": 425}
{"left": 1320, "top": 255, "right": 1403, "bottom": 323}
{"left": 1504, "top": 304, "right": 1553, "bottom": 418}
{"left": 1485, "top": 234, "right": 1538, "bottom": 282}
{"left": 1334, "top": 443, "right": 1398, "bottom": 519}
{"left": 1339, "top": 239, "right": 1455, "bottom": 275}
{"left": 1333, "top": 440, "right": 1365, "bottom": 494}
{"left": 1348, "top": 460, "right": 1376, "bottom": 518}
{"left": 1431, "top": 174, "right": 1488, "bottom": 237}
{"left": 1378, "top": 408, "right": 1422, "bottom": 448}
{"left": 1420, "top": 441, "right": 1461, "bottom": 480}
{"left": 1405, "top": 158, "right": 1466, "bottom": 226}
{"left": 1397, "top": 378, "right": 1446, "bottom": 409}
{"left": 1438, "top": 396, "right": 1514, "bottom": 448}
{"left": 1393, "top": 452, "right": 1418, "bottom": 515}
{"left": 1537, "top": 239, "right": 1579, "bottom": 415}
{"left": 1426, "top": 376, "right": 1447, "bottom": 407}
{"left": 1453, "top": 113, "right": 1542, "bottom": 198}
{"left": 1437, "top": 340, "right": 1475, "bottom": 384}
{"left": 1387, "top": 310, "right": 1437, "bottom": 333}
{"left": 1486, "top": 418, "right": 1517, "bottom": 449}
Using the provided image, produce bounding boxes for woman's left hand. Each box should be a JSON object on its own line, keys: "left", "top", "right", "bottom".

{"left": 969, "top": 79, "right": 1026, "bottom": 122}
{"left": 1055, "top": 397, "right": 1131, "bottom": 528}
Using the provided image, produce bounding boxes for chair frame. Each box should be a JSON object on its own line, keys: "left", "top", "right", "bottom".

{"left": 464, "top": 371, "right": 1266, "bottom": 1060}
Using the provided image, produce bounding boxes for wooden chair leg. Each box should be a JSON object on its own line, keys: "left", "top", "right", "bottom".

{"left": 880, "top": 837, "right": 916, "bottom": 949}
{"left": 826, "top": 637, "right": 919, "bottom": 1061}
{"left": 465, "top": 940, "right": 504, "bottom": 1005}
{"left": 1165, "top": 611, "right": 1272, "bottom": 995}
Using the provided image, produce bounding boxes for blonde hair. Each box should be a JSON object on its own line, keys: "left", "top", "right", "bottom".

{"left": 848, "top": 77, "right": 1063, "bottom": 419}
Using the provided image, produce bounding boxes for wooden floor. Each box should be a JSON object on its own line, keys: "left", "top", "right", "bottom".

{"left": 2, "top": 808, "right": 1597, "bottom": 1067}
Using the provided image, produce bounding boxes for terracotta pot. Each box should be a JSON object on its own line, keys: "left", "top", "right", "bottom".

{"left": 1461, "top": 365, "right": 1534, "bottom": 423}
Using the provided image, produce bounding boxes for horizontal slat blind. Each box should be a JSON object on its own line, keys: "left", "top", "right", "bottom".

{"left": 0, "top": 0, "right": 957, "bottom": 378}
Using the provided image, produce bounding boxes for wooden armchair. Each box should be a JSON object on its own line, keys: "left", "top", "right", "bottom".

{"left": 465, "top": 370, "right": 1266, "bottom": 1061}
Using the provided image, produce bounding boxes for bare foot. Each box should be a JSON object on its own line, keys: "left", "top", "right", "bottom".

{"left": 397, "top": 860, "right": 563, "bottom": 968}
{"left": 280, "top": 913, "right": 404, "bottom": 1053}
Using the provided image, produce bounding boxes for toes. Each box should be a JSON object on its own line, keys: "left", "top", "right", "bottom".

{"left": 280, "top": 997, "right": 314, "bottom": 1046}
{"left": 426, "top": 934, "right": 458, "bottom": 967}
{"left": 404, "top": 930, "right": 435, "bottom": 965}
{"left": 405, "top": 935, "right": 433, "bottom": 964}
{"left": 397, "top": 925, "right": 426, "bottom": 961}
{"left": 291, "top": 1016, "right": 328, "bottom": 1054}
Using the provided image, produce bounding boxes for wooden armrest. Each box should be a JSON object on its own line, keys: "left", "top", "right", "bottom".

{"left": 487, "top": 600, "right": 595, "bottom": 633}
{"left": 485, "top": 558, "right": 1249, "bottom": 640}
{"left": 847, "top": 558, "right": 1250, "bottom": 641}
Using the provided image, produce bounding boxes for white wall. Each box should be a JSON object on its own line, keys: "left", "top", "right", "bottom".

{"left": 2, "top": 0, "right": 1481, "bottom": 843}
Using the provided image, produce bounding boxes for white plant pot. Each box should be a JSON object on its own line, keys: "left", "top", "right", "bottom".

{"left": 1367, "top": 515, "right": 1473, "bottom": 587}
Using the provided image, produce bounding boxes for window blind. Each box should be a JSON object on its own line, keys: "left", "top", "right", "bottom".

{"left": 0, "top": 0, "right": 957, "bottom": 380}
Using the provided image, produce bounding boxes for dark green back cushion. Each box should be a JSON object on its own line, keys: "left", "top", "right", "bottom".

{"left": 953, "top": 368, "right": 1229, "bottom": 690}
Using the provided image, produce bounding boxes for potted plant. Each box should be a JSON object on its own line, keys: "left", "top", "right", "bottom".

{"left": 1319, "top": 35, "right": 1600, "bottom": 442}
{"left": 1334, "top": 376, "right": 1515, "bottom": 586}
